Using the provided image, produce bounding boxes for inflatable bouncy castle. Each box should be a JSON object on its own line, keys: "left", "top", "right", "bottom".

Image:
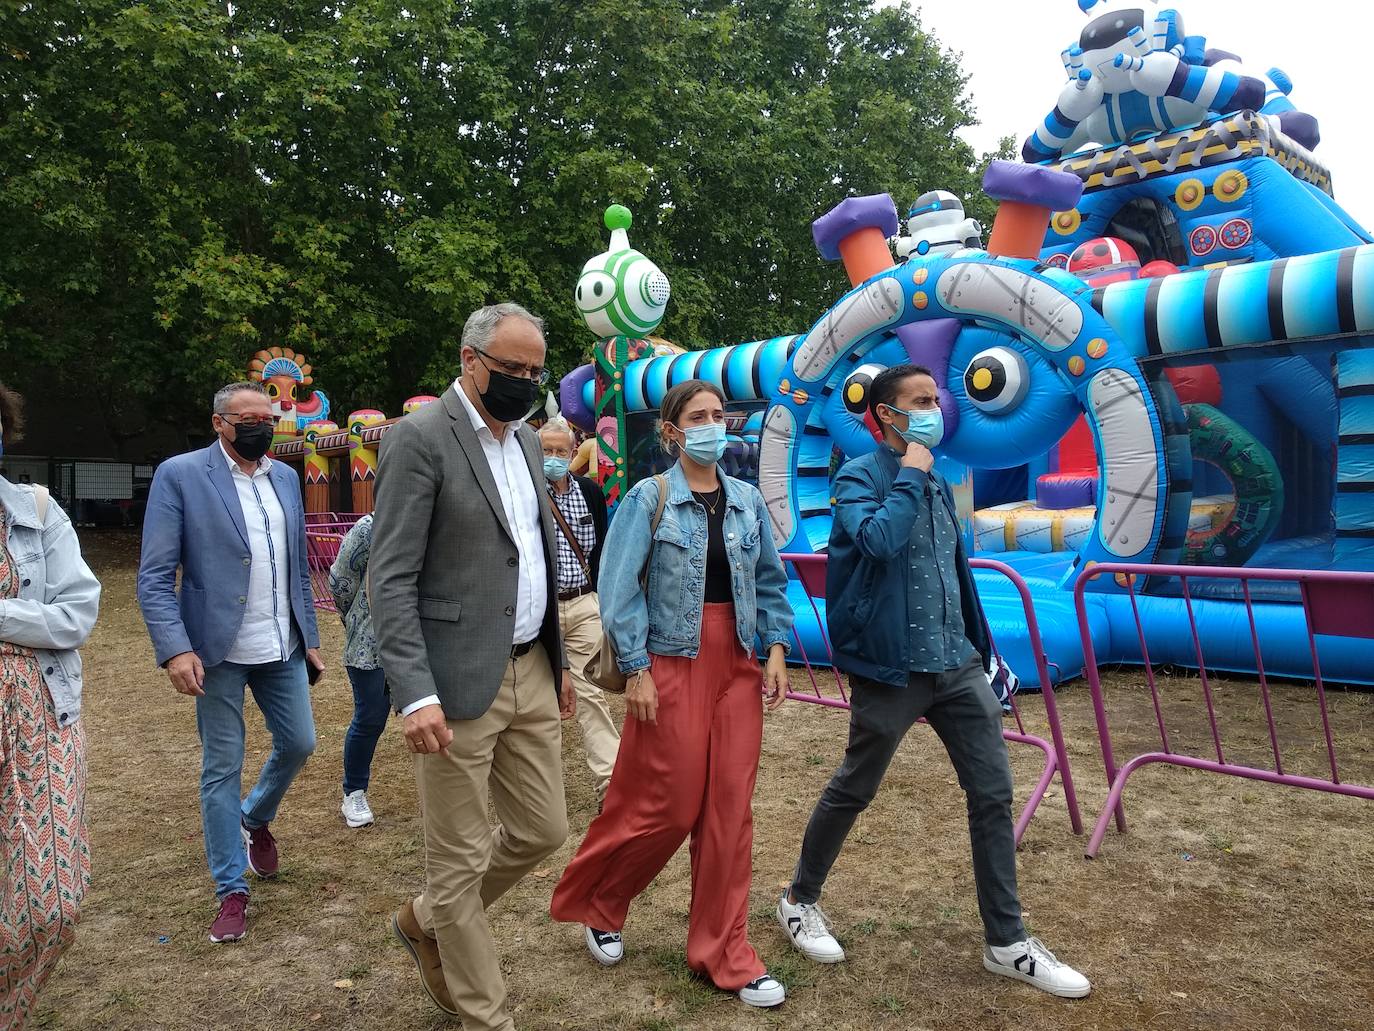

{"left": 560, "top": 1, "right": 1374, "bottom": 688}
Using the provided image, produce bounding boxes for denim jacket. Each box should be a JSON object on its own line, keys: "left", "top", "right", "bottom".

{"left": 0, "top": 478, "right": 101, "bottom": 727}
{"left": 598, "top": 463, "right": 793, "bottom": 672}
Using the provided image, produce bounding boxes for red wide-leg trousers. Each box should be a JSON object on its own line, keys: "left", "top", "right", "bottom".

{"left": 551, "top": 604, "right": 766, "bottom": 990}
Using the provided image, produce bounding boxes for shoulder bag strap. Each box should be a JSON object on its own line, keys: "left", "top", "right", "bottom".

{"left": 638, "top": 474, "right": 668, "bottom": 588}
{"left": 546, "top": 487, "right": 592, "bottom": 581}
{"left": 34, "top": 484, "right": 50, "bottom": 525}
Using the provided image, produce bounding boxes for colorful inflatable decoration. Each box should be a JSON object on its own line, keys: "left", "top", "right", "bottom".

{"left": 247, "top": 347, "right": 332, "bottom": 445}
{"left": 1022, "top": 3, "right": 1318, "bottom": 164}
{"left": 301, "top": 419, "right": 339, "bottom": 513}
{"left": 894, "top": 190, "right": 983, "bottom": 260}
{"left": 347, "top": 409, "right": 387, "bottom": 514}
{"left": 570, "top": 205, "right": 674, "bottom": 507}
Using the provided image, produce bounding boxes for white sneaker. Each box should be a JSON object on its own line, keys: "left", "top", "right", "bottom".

{"left": 738, "top": 973, "right": 786, "bottom": 1008}
{"left": 585, "top": 926, "right": 623, "bottom": 966}
{"left": 984, "top": 937, "right": 1091, "bottom": 998}
{"left": 341, "top": 790, "right": 375, "bottom": 828}
{"left": 776, "top": 893, "right": 846, "bottom": 963}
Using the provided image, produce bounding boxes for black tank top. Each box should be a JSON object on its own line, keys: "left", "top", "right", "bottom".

{"left": 694, "top": 487, "right": 733, "bottom": 603}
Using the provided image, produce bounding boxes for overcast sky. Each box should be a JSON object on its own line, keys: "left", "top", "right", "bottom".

{"left": 905, "top": 0, "right": 1372, "bottom": 229}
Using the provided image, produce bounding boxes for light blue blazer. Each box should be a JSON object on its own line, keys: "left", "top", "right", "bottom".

{"left": 137, "top": 443, "right": 319, "bottom": 668}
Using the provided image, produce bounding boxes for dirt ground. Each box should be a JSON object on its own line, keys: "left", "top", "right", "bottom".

{"left": 34, "top": 532, "right": 1374, "bottom": 1030}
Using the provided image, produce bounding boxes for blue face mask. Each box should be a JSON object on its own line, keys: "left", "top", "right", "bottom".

{"left": 884, "top": 404, "right": 944, "bottom": 448}
{"left": 543, "top": 456, "right": 570, "bottom": 481}
{"left": 674, "top": 422, "right": 727, "bottom": 465}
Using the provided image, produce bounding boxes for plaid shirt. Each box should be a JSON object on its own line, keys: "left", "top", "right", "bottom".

{"left": 550, "top": 481, "right": 597, "bottom": 591}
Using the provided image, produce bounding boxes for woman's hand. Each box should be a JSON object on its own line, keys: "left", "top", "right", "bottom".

{"left": 626, "top": 668, "right": 658, "bottom": 725}
{"left": 763, "top": 644, "right": 787, "bottom": 711}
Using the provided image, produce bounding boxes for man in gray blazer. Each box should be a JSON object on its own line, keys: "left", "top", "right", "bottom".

{"left": 371, "top": 302, "right": 575, "bottom": 1030}
{"left": 137, "top": 381, "right": 325, "bottom": 945}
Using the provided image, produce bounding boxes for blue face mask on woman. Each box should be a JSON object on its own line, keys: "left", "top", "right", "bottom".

{"left": 673, "top": 423, "right": 727, "bottom": 465}
{"left": 884, "top": 404, "right": 945, "bottom": 449}
{"left": 543, "top": 456, "right": 570, "bottom": 481}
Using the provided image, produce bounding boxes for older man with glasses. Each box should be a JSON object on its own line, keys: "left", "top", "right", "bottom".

{"left": 138, "top": 382, "right": 325, "bottom": 945}
{"left": 370, "top": 302, "right": 575, "bottom": 1029}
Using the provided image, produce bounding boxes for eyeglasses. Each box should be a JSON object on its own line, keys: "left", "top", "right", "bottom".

{"left": 217, "top": 413, "right": 281, "bottom": 427}
{"left": 474, "top": 348, "right": 550, "bottom": 386}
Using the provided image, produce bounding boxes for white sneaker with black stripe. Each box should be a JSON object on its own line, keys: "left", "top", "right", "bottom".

{"left": 737, "top": 973, "right": 786, "bottom": 1008}
{"left": 984, "top": 937, "right": 1091, "bottom": 998}
{"left": 776, "top": 893, "right": 845, "bottom": 963}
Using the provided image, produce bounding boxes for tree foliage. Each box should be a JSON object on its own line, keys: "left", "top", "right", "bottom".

{"left": 2, "top": 0, "right": 1001, "bottom": 434}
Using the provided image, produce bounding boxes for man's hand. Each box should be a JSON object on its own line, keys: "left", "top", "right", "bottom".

{"left": 901, "top": 441, "right": 935, "bottom": 472}
{"left": 625, "top": 668, "right": 658, "bottom": 725}
{"left": 167, "top": 651, "right": 205, "bottom": 697}
{"left": 306, "top": 647, "right": 326, "bottom": 683}
{"left": 403, "top": 703, "right": 453, "bottom": 756}
{"left": 559, "top": 670, "right": 577, "bottom": 720}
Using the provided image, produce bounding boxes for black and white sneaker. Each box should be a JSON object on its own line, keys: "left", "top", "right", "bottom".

{"left": 738, "top": 973, "right": 786, "bottom": 1008}
{"left": 776, "top": 892, "right": 845, "bottom": 963}
{"left": 984, "top": 937, "right": 1091, "bottom": 998}
{"left": 585, "top": 925, "right": 624, "bottom": 966}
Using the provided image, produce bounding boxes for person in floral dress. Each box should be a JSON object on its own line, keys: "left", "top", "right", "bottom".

{"left": 0, "top": 384, "right": 100, "bottom": 1027}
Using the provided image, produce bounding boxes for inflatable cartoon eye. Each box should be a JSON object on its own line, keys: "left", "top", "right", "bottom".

{"left": 575, "top": 271, "right": 616, "bottom": 314}
{"left": 842, "top": 363, "right": 887, "bottom": 415}
{"left": 964, "top": 347, "right": 1029, "bottom": 414}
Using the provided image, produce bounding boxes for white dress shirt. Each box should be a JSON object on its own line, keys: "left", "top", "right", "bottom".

{"left": 401, "top": 382, "right": 549, "bottom": 717}
{"left": 220, "top": 441, "right": 298, "bottom": 665}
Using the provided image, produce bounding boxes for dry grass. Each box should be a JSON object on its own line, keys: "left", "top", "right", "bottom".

{"left": 35, "top": 532, "right": 1374, "bottom": 1030}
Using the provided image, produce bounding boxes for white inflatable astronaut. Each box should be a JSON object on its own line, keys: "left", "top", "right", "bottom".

{"left": 893, "top": 191, "right": 984, "bottom": 261}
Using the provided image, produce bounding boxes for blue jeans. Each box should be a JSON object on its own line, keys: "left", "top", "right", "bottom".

{"left": 343, "top": 666, "right": 389, "bottom": 794}
{"left": 196, "top": 648, "right": 316, "bottom": 897}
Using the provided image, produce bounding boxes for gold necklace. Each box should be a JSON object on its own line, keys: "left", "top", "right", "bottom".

{"left": 692, "top": 486, "right": 722, "bottom": 515}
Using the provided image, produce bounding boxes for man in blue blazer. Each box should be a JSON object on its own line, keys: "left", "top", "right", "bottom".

{"left": 137, "top": 381, "right": 324, "bottom": 944}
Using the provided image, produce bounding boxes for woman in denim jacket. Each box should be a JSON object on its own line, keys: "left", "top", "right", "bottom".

{"left": 551, "top": 379, "right": 793, "bottom": 1010}
{"left": 0, "top": 385, "right": 99, "bottom": 1026}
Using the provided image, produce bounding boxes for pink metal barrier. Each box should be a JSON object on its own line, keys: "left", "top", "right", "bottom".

{"left": 1075, "top": 563, "right": 1374, "bottom": 859}
{"left": 305, "top": 512, "right": 363, "bottom": 534}
{"left": 305, "top": 531, "right": 345, "bottom": 613}
{"left": 780, "top": 553, "right": 1083, "bottom": 845}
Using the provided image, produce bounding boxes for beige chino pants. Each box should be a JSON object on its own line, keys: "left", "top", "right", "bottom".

{"left": 558, "top": 590, "right": 621, "bottom": 800}
{"left": 411, "top": 644, "right": 568, "bottom": 1031}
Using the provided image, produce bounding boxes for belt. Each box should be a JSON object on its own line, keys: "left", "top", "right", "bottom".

{"left": 511, "top": 640, "right": 538, "bottom": 659}
{"left": 558, "top": 584, "right": 594, "bottom": 602}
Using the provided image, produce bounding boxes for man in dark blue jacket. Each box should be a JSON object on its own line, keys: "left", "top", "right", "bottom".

{"left": 775, "top": 364, "right": 1089, "bottom": 998}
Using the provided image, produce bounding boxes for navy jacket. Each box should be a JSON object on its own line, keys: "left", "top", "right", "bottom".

{"left": 137, "top": 443, "right": 320, "bottom": 668}
{"left": 826, "top": 447, "right": 991, "bottom": 687}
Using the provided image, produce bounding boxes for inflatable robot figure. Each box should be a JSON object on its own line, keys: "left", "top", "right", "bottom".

{"left": 1024, "top": 2, "right": 1277, "bottom": 163}
{"left": 576, "top": 205, "right": 672, "bottom": 507}
{"left": 1065, "top": 236, "right": 1178, "bottom": 287}
{"left": 894, "top": 191, "right": 983, "bottom": 261}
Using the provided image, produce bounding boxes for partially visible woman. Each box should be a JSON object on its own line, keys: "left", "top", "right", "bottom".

{"left": 0, "top": 384, "right": 99, "bottom": 1027}
{"left": 550, "top": 379, "right": 794, "bottom": 1009}
{"left": 328, "top": 514, "right": 387, "bottom": 828}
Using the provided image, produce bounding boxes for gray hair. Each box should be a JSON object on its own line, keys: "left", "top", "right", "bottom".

{"left": 538, "top": 416, "right": 574, "bottom": 440}
{"left": 213, "top": 381, "right": 267, "bottom": 413}
{"left": 461, "top": 302, "right": 545, "bottom": 354}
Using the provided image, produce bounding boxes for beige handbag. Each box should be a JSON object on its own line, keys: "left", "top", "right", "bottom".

{"left": 584, "top": 474, "right": 667, "bottom": 693}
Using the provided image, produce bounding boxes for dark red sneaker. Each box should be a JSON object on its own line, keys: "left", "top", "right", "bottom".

{"left": 209, "top": 892, "right": 249, "bottom": 943}
{"left": 241, "top": 820, "right": 279, "bottom": 878}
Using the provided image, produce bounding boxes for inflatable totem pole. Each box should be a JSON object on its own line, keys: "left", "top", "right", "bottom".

{"left": 575, "top": 205, "right": 673, "bottom": 509}
{"left": 247, "top": 347, "right": 332, "bottom": 448}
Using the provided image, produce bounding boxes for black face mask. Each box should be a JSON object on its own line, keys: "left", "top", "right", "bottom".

{"left": 229, "top": 421, "right": 274, "bottom": 462}
{"left": 477, "top": 368, "right": 539, "bottom": 424}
